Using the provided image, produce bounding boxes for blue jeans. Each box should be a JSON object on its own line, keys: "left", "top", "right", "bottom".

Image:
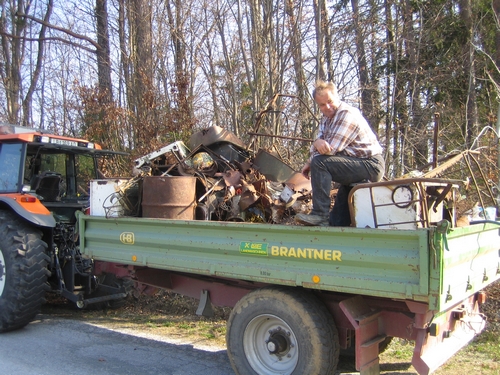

{"left": 309, "top": 154, "right": 385, "bottom": 226}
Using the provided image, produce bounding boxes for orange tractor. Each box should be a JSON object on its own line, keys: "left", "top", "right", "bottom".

{"left": 0, "top": 124, "right": 130, "bottom": 332}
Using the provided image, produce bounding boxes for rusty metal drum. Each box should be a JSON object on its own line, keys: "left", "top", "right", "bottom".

{"left": 142, "top": 176, "right": 196, "bottom": 220}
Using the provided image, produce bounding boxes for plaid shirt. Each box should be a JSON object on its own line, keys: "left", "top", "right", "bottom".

{"left": 310, "top": 101, "right": 382, "bottom": 159}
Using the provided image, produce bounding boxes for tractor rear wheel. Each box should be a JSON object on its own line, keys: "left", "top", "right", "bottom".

{"left": 0, "top": 210, "right": 50, "bottom": 332}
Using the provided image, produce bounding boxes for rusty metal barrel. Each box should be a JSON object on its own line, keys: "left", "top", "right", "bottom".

{"left": 142, "top": 176, "right": 197, "bottom": 220}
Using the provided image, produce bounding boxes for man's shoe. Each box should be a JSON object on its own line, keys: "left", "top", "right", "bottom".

{"left": 295, "top": 213, "right": 330, "bottom": 226}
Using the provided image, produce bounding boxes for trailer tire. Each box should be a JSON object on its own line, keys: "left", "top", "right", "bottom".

{"left": 226, "top": 287, "right": 339, "bottom": 375}
{"left": 0, "top": 210, "right": 50, "bottom": 332}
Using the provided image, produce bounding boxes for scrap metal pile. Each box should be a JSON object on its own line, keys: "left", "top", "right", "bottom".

{"left": 124, "top": 125, "right": 313, "bottom": 224}
{"left": 97, "top": 124, "right": 497, "bottom": 229}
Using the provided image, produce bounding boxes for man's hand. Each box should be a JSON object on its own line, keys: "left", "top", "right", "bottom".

{"left": 313, "top": 139, "right": 332, "bottom": 155}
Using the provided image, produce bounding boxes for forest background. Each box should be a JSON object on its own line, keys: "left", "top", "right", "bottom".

{"left": 1, "top": 0, "right": 499, "bottom": 195}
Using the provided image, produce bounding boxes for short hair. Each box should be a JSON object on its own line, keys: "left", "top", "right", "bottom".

{"left": 313, "top": 80, "right": 337, "bottom": 99}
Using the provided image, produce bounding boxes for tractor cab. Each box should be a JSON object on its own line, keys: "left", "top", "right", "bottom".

{"left": 0, "top": 124, "right": 125, "bottom": 223}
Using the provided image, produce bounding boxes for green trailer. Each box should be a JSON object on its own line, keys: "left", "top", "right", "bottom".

{"left": 1, "top": 126, "right": 498, "bottom": 375}
{"left": 78, "top": 213, "right": 500, "bottom": 375}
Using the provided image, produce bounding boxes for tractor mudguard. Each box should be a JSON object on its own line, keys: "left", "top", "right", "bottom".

{"left": 0, "top": 195, "right": 56, "bottom": 228}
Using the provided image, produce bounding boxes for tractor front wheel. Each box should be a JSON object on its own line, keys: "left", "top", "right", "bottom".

{"left": 0, "top": 210, "right": 50, "bottom": 332}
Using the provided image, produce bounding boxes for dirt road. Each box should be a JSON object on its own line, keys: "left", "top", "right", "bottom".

{"left": 0, "top": 314, "right": 234, "bottom": 375}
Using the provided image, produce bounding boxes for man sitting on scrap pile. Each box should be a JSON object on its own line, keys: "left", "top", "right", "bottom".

{"left": 295, "top": 80, "right": 385, "bottom": 227}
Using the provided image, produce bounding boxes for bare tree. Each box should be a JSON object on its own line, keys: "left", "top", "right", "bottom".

{"left": 459, "top": 0, "right": 478, "bottom": 147}
{"left": 95, "top": 0, "right": 113, "bottom": 101}
{"left": 214, "top": 1, "right": 242, "bottom": 135}
{"left": 0, "top": 0, "right": 496, "bottom": 180}
{"left": 247, "top": 0, "right": 267, "bottom": 115}
{"left": 0, "top": 0, "right": 53, "bottom": 125}
{"left": 351, "top": 0, "right": 374, "bottom": 128}
{"left": 284, "top": 0, "right": 314, "bottom": 144}
{"left": 312, "top": 0, "right": 326, "bottom": 81}
{"left": 128, "top": 0, "right": 158, "bottom": 153}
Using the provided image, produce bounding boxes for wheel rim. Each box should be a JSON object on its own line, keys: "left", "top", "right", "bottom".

{"left": 243, "top": 314, "right": 299, "bottom": 375}
{"left": 0, "top": 249, "right": 5, "bottom": 297}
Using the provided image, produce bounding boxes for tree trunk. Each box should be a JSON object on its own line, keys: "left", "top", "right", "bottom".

{"left": 384, "top": 0, "right": 395, "bottom": 175}
{"left": 262, "top": 0, "right": 279, "bottom": 140}
{"left": 129, "top": 0, "right": 156, "bottom": 152}
{"left": 245, "top": 0, "right": 267, "bottom": 148}
{"left": 393, "top": 1, "right": 410, "bottom": 176}
{"left": 1, "top": 1, "right": 25, "bottom": 124}
{"left": 248, "top": 0, "right": 266, "bottom": 114}
{"left": 403, "top": 0, "right": 426, "bottom": 168}
{"left": 493, "top": 0, "right": 500, "bottom": 207}
{"left": 459, "top": 0, "right": 478, "bottom": 148}
{"left": 21, "top": 0, "right": 52, "bottom": 127}
{"left": 216, "top": 8, "right": 239, "bottom": 136}
{"left": 285, "top": 0, "right": 312, "bottom": 141}
{"left": 117, "top": 0, "right": 134, "bottom": 149}
{"left": 351, "top": 0, "right": 374, "bottom": 128}
{"left": 95, "top": 0, "right": 113, "bottom": 102}
{"left": 165, "top": 0, "right": 195, "bottom": 137}
{"left": 312, "top": 0, "right": 326, "bottom": 81}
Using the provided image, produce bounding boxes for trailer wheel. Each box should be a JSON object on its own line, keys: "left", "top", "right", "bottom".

{"left": 0, "top": 210, "right": 50, "bottom": 332}
{"left": 226, "top": 287, "right": 339, "bottom": 375}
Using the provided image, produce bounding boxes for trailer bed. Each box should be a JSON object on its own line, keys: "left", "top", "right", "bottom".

{"left": 78, "top": 214, "right": 500, "bottom": 311}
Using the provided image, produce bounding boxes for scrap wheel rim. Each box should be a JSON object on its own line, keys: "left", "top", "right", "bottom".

{"left": 0, "top": 249, "right": 5, "bottom": 297}
{"left": 243, "top": 313, "right": 299, "bottom": 375}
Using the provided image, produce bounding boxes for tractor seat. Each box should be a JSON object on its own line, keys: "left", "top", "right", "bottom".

{"left": 32, "top": 172, "right": 62, "bottom": 201}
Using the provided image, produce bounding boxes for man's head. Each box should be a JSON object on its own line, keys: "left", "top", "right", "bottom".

{"left": 312, "top": 80, "right": 340, "bottom": 118}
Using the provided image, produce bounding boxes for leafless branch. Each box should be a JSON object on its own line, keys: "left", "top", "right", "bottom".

{"left": 16, "top": 11, "right": 99, "bottom": 51}
{"left": 0, "top": 30, "right": 96, "bottom": 54}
